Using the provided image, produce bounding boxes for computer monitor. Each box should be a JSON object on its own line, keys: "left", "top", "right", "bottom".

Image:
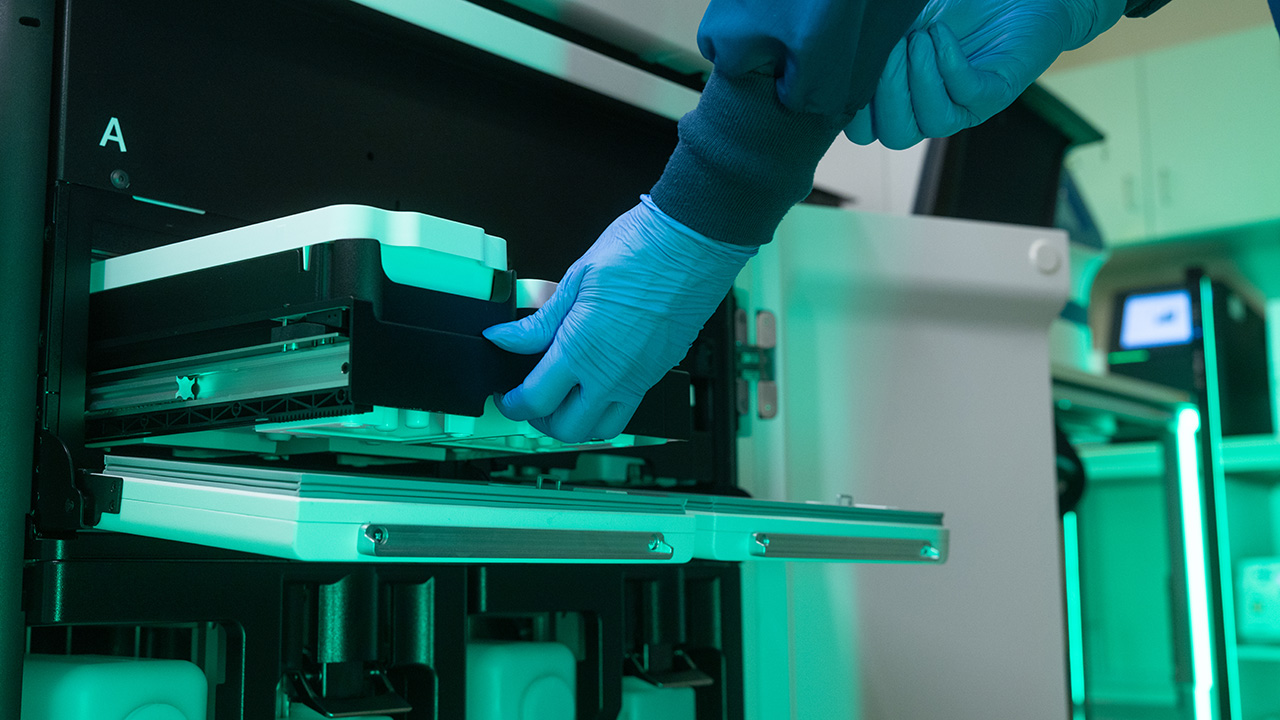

{"left": 1117, "top": 289, "right": 1194, "bottom": 351}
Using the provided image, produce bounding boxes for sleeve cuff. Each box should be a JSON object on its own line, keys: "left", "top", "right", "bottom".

{"left": 649, "top": 69, "right": 849, "bottom": 246}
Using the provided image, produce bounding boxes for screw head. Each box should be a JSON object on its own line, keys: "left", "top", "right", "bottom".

{"left": 365, "top": 525, "right": 389, "bottom": 545}
{"left": 1028, "top": 239, "right": 1062, "bottom": 275}
{"left": 109, "top": 169, "right": 130, "bottom": 190}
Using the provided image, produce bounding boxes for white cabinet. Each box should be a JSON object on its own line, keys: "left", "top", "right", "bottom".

{"left": 812, "top": 139, "right": 930, "bottom": 214}
{"left": 1041, "top": 58, "right": 1150, "bottom": 243}
{"left": 1042, "top": 25, "right": 1280, "bottom": 246}
{"left": 1143, "top": 26, "right": 1280, "bottom": 240}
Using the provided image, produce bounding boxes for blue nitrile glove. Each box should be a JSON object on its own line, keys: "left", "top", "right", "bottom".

{"left": 844, "top": 0, "right": 1125, "bottom": 150}
{"left": 483, "top": 195, "right": 757, "bottom": 444}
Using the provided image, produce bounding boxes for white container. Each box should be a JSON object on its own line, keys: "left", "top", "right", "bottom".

{"left": 619, "top": 676, "right": 696, "bottom": 720}
{"left": 1239, "top": 558, "right": 1280, "bottom": 642}
{"left": 466, "top": 642, "right": 576, "bottom": 720}
{"left": 21, "top": 654, "right": 207, "bottom": 720}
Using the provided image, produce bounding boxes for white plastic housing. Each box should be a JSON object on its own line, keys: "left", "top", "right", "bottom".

{"left": 89, "top": 204, "right": 507, "bottom": 301}
{"left": 618, "top": 677, "right": 696, "bottom": 720}
{"left": 466, "top": 642, "right": 576, "bottom": 720}
{"left": 1238, "top": 557, "right": 1280, "bottom": 642}
{"left": 21, "top": 654, "right": 207, "bottom": 720}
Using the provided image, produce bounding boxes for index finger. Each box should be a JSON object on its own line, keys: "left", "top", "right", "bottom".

{"left": 494, "top": 340, "right": 579, "bottom": 422}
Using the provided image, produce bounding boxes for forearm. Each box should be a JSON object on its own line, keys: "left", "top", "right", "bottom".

{"left": 652, "top": 0, "right": 929, "bottom": 246}
{"left": 649, "top": 70, "right": 848, "bottom": 247}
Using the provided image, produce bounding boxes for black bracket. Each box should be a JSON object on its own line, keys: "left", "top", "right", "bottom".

{"left": 33, "top": 429, "right": 120, "bottom": 534}
{"left": 81, "top": 473, "right": 123, "bottom": 526}
{"left": 625, "top": 648, "right": 714, "bottom": 689}
{"left": 291, "top": 668, "right": 412, "bottom": 718}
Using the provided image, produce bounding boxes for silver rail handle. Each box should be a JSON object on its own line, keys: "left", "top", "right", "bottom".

{"left": 750, "top": 532, "right": 943, "bottom": 562}
{"left": 359, "top": 524, "right": 674, "bottom": 561}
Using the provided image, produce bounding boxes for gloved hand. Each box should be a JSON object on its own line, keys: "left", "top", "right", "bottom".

{"left": 483, "top": 195, "right": 757, "bottom": 444}
{"left": 844, "top": 0, "right": 1124, "bottom": 150}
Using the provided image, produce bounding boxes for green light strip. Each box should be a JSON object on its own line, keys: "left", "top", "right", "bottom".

{"left": 1176, "top": 407, "right": 1214, "bottom": 720}
{"left": 1199, "top": 278, "right": 1243, "bottom": 717}
{"left": 1063, "top": 511, "right": 1087, "bottom": 708}
{"left": 1108, "top": 349, "right": 1151, "bottom": 365}
{"left": 132, "top": 195, "right": 207, "bottom": 215}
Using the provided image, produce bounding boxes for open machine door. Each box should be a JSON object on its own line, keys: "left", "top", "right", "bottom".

{"left": 733, "top": 205, "right": 1071, "bottom": 720}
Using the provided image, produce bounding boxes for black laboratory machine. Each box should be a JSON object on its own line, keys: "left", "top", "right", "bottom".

{"left": 1, "top": 2, "right": 950, "bottom": 719}
{"left": 1109, "top": 276, "right": 1272, "bottom": 437}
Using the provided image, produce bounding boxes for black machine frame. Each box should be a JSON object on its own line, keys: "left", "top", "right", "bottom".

{"left": 6, "top": 1, "right": 751, "bottom": 718}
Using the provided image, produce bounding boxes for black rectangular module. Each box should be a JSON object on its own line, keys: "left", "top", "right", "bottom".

{"left": 87, "top": 238, "right": 692, "bottom": 443}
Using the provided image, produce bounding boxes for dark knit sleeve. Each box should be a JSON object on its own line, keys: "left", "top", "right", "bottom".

{"left": 649, "top": 0, "right": 927, "bottom": 245}
{"left": 649, "top": 70, "right": 848, "bottom": 247}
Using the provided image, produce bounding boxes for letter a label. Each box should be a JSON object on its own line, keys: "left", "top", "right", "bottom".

{"left": 99, "top": 117, "right": 127, "bottom": 152}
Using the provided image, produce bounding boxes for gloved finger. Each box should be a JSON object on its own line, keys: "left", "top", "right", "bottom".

{"left": 483, "top": 266, "right": 583, "bottom": 355}
{"left": 872, "top": 36, "right": 925, "bottom": 151}
{"left": 842, "top": 105, "right": 876, "bottom": 145}
{"left": 527, "top": 385, "right": 609, "bottom": 444}
{"left": 930, "top": 22, "right": 1014, "bottom": 125}
{"left": 493, "top": 340, "right": 580, "bottom": 422}
{"left": 907, "top": 27, "right": 968, "bottom": 138}
{"left": 587, "top": 401, "right": 639, "bottom": 442}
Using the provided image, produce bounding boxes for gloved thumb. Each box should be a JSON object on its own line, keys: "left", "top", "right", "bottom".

{"left": 843, "top": 105, "right": 876, "bottom": 145}
{"left": 483, "top": 268, "right": 581, "bottom": 355}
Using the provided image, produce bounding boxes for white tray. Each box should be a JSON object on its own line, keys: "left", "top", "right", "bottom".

{"left": 94, "top": 457, "right": 948, "bottom": 566}
{"left": 89, "top": 204, "right": 507, "bottom": 301}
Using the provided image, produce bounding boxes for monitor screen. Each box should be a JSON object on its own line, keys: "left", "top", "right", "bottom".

{"left": 1119, "top": 290, "right": 1194, "bottom": 350}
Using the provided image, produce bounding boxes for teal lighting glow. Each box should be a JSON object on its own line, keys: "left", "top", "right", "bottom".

{"left": 1108, "top": 349, "right": 1151, "bottom": 365}
{"left": 1198, "top": 277, "right": 1242, "bottom": 717}
{"left": 1063, "top": 511, "right": 1087, "bottom": 708}
{"left": 131, "top": 195, "right": 207, "bottom": 215}
{"left": 1176, "top": 407, "right": 1214, "bottom": 720}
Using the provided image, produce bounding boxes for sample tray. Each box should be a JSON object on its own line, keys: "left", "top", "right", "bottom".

{"left": 93, "top": 457, "right": 949, "bottom": 565}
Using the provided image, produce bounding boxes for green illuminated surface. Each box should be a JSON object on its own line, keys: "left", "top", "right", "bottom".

{"left": 131, "top": 195, "right": 205, "bottom": 215}
{"left": 1200, "top": 278, "right": 1243, "bottom": 719}
{"left": 1109, "top": 349, "right": 1152, "bottom": 365}
{"left": 1076, "top": 443, "right": 1179, "bottom": 710}
{"left": 1176, "top": 407, "right": 1215, "bottom": 720}
{"left": 1063, "top": 511, "right": 1087, "bottom": 708}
